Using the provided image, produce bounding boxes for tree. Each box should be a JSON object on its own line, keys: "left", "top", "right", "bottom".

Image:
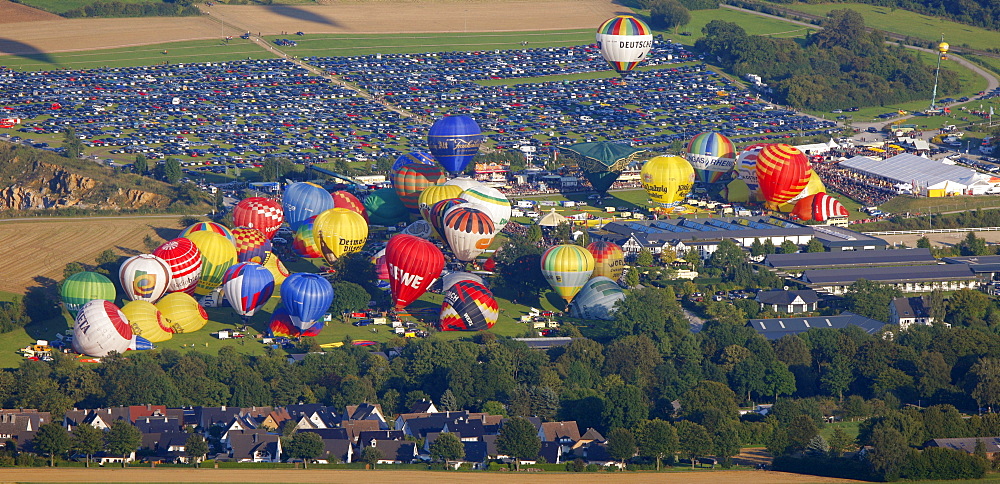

{"left": 492, "top": 237, "right": 547, "bottom": 303}
{"left": 329, "top": 281, "right": 371, "bottom": 315}
{"left": 805, "top": 435, "right": 830, "bottom": 457}
{"left": 163, "top": 158, "right": 183, "bottom": 184}
{"left": 675, "top": 421, "right": 712, "bottom": 468}
{"left": 636, "top": 249, "right": 654, "bottom": 267}
{"left": 606, "top": 428, "right": 637, "bottom": 465}
{"left": 439, "top": 389, "right": 458, "bottom": 412}
{"left": 971, "top": 358, "right": 1000, "bottom": 412}
{"left": 105, "top": 420, "right": 141, "bottom": 467}
{"left": 650, "top": 0, "right": 691, "bottom": 32}
{"left": 779, "top": 240, "right": 799, "bottom": 254}
{"left": 359, "top": 445, "right": 383, "bottom": 469}
{"left": 827, "top": 426, "right": 853, "bottom": 457}
{"left": 285, "top": 432, "right": 324, "bottom": 468}
{"left": 526, "top": 224, "right": 542, "bottom": 243}
{"left": 134, "top": 154, "right": 149, "bottom": 175}
{"left": 185, "top": 433, "right": 208, "bottom": 467}
{"left": 71, "top": 424, "right": 103, "bottom": 468}
{"left": 429, "top": 432, "right": 465, "bottom": 467}
{"left": 63, "top": 261, "right": 86, "bottom": 280}
{"left": 34, "top": 422, "right": 70, "bottom": 467}
{"left": 916, "top": 236, "right": 932, "bottom": 249}
{"left": 866, "top": 423, "right": 909, "bottom": 481}
{"left": 713, "top": 422, "right": 742, "bottom": 468}
{"left": 636, "top": 419, "right": 677, "bottom": 470}
{"left": 959, "top": 232, "right": 990, "bottom": 256}
{"left": 496, "top": 417, "right": 541, "bottom": 470}
{"left": 805, "top": 238, "right": 824, "bottom": 253}
{"left": 786, "top": 414, "right": 819, "bottom": 452}
{"left": 844, "top": 279, "right": 902, "bottom": 322}
{"left": 946, "top": 289, "right": 991, "bottom": 327}
{"left": 62, "top": 128, "right": 84, "bottom": 159}
{"left": 624, "top": 267, "right": 640, "bottom": 289}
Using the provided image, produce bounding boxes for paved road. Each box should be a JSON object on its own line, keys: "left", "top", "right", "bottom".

{"left": 683, "top": 307, "right": 705, "bottom": 333}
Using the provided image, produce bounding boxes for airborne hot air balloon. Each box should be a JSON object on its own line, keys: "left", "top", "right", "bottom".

{"left": 72, "top": 300, "right": 134, "bottom": 357}
{"left": 640, "top": 155, "right": 695, "bottom": 210}
{"left": 231, "top": 227, "right": 272, "bottom": 264}
{"left": 184, "top": 231, "right": 238, "bottom": 296}
{"left": 222, "top": 262, "right": 275, "bottom": 320}
{"left": 233, "top": 197, "right": 283, "bottom": 240}
{"left": 570, "top": 276, "right": 626, "bottom": 321}
{"left": 439, "top": 280, "right": 499, "bottom": 331}
{"left": 262, "top": 251, "right": 290, "bottom": 289}
{"left": 756, "top": 143, "right": 810, "bottom": 207}
{"left": 118, "top": 254, "right": 172, "bottom": 303}
{"left": 283, "top": 182, "right": 335, "bottom": 230}
{"left": 61, "top": 272, "right": 116, "bottom": 319}
{"left": 364, "top": 188, "right": 410, "bottom": 226}
{"left": 156, "top": 292, "right": 208, "bottom": 333}
{"left": 541, "top": 244, "right": 595, "bottom": 305}
{"left": 120, "top": 300, "right": 172, "bottom": 343}
{"left": 686, "top": 131, "right": 737, "bottom": 184}
{"left": 179, "top": 222, "right": 235, "bottom": 244}
{"left": 443, "top": 206, "right": 496, "bottom": 261}
{"left": 559, "top": 142, "right": 647, "bottom": 195}
{"left": 393, "top": 163, "right": 448, "bottom": 213}
{"left": 427, "top": 115, "right": 484, "bottom": 175}
{"left": 418, "top": 184, "right": 464, "bottom": 224}
{"left": 792, "top": 192, "right": 849, "bottom": 222}
{"left": 392, "top": 151, "right": 436, "bottom": 173}
{"left": 596, "top": 15, "right": 653, "bottom": 77}
{"left": 332, "top": 190, "right": 368, "bottom": 221}
{"left": 153, "top": 238, "right": 203, "bottom": 295}
{"left": 386, "top": 234, "right": 445, "bottom": 310}
{"left": 313, "top": 208, "right": 369, "bottom": 266}
{"left": 587, "top": 241, "right": 626, "bottom": 281}
{"left": 281, "top": 273, "right": 335, "bottom": 331}
{"left": 460, "top": 184, "right": 512, "bottom": 232}
{"left": 292, "top": 216, "right": 323, "bottom": 259}
{"left": 429, "top": 198, "right": 466, "bottom": 239}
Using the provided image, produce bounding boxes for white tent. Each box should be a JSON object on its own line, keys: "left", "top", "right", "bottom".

{"left": 537, "top": 208, "right": 569, "bottom": 227}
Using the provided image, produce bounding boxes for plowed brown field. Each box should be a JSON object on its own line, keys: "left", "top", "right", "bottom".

{"left": 0, "top": 0, "right": 60, "bottom": 24}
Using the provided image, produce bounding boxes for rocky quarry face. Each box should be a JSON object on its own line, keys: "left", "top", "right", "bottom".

{"left": 1, "top": 159, "right": 169, "bottom": 210}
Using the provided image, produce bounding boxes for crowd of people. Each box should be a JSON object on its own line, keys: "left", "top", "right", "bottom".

{"left": 812, "top": 162, "right": 897, "bottom": 207}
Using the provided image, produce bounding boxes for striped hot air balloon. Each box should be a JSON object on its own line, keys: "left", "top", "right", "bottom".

{"left": 756, "top": 143, "right": 810, "bottom": 206}
{"left": 736, "top": 143, "right": 769, "bottom": 201}
{"left": 332, "top": 190, "right": 368, "bottom": 222}
{"left": 153, "top": 238, "right": 203, "bottom": 295}
{"left": 281, "top": 273, "right": 334, "bottom": 331}
{"left": 232, "top": 227, "right": 272, "bottom": 264}
{"left": 386, "top": 234, "right": 445, "bottom": 310}
{"left": 596, "top": 15, "right": 653, "bottom": 76}
{"left": 184, "top": 231, "right": 237, "bottom": 296}
{"left": 222, "top": 262, "right": 275, "bottom": 319}
{"left": 460, "top": 184, "right": 512, "bottom": 232}
{"left": 792, "top": 192, "right": 849, "bottom": 222}
{"left": 393, "top": 163, "right": 448, "bottom": 213}
{"left": 587, "top": 241, "right": 626, "bottom": 281}
{"left": 179, "top": 222, "right": 235, "bottom": 244}
{"left": 686, "top": 131, "right": 737, "bottom": 184}
{"left": 292, "top": 216, "right": 323, "bottom": 259}
{"left": 439, "top": 280, "right": 499, "bottom": 331}
{"left": 61, "top": 272, "right": 116, "bottom": 319}
{"left": 429, "top": 198, "right": 466, "bottom": 239}
{"left": 418, "top": 184, "right": 464, "bottom": 225}
{"left": 570, "top": 276, "right": 626, "bottom": 320}
{"left": 541, "top": 244, "right": 595, "bottom": 305}
{"left": 72, "top": 300, "right": 133, "bottom": 357}
{"left": 233, "top": 197, "right": 284, "bottom": 240}
{"left": 443, "top": 205, "right": 496, "bottom": 261}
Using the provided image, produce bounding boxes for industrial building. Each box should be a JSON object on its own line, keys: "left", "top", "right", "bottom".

{"left": 840, "top": 153, "right": 994, "bottom": 196}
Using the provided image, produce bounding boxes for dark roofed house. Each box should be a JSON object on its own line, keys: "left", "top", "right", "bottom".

{"left": 229, "top": 431, "right": 280, "bottom": 463}
{"left": 135, "top": 416, "right": 182, "bottom": 434}
{"left": 408, "top": 399, "right": 438, "bottom": 414}
{"left": 926, "top": 437, "right": 1000, "bottom": 457}
{"left": 756, "top": 290, "right": 819, "bottom": 313}
{"left": 319, "top": 437, "right": 354, "bottom": 464}
{"left": 890, "top": 296, "right": 936, "bottom": 330}
{"left": 539, "top": 441, "right": 563, "bottom": 464}
{"left": 747, "top": 312, "right": 886, "bottom": 340}
{"left": 764, "top": 247, "right": 926, "bottom": 272}
{"left": 345, "top": 403, "right": 388, "bottom": 430}
{"left": 361, "top": 439, "right": 418, "bottom": 464}
{"left": 463, "top": 441, "right": 489, "bottom": 467}
{"left": 340, "top": 419, "right": 382, "bottom": 443}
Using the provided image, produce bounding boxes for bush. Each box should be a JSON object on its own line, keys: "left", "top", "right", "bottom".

{"left": 771, "top": 455, "right": 873, "bottom": 481}
{"left": 899, "top": 447, "right": 989, "bottom": 481}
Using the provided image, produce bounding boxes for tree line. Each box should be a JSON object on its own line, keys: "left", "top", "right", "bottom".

{"left": 759, "top": 0, "right": 1000, "bottom": 34}
{"left": 58, "top": 1, "right": 201, "bottom": 19}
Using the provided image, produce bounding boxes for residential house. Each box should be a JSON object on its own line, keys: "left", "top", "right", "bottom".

{"left": 344, "top": 403, "right": 388, "bottom": 430}
{"left": 539, "top": 421, "right": 581, "bottom": 455}
{"left": 193, "top": 406, "right": 242, "bottom": 429}
{"left": 539, "top": 441, "right": 563, "bottom": 464}
{"left": 229, "top": 431, "right": 281, "bottom": 463}
{"left": 340, "top": 420, "right": 382, "bottom": 443}
{"left": 139, "top": 430, "right": 189, "bottom": 463}
{"left": 0, "top": 411, "right": 46, "bottom": 451}
{"left": 135, "top": 416, "right": 183, "bottom": 434}
{"left": 925, "top": 437, "right": 1000, "bottom": 458}
{"left": 890, "top": 296, "right": 936, "bottom": 330}
{"left": 408, "top": 399, "right": 438, "bottom": 414}
{"left": 259, "top": 408, "right": 291, "bottom": 431}
{"left": 756, "top": 290, "right": 819, "bottom": 313}
{"left": 361, "top": 438, "right": 418, "bottom": 464}
{"left": 572, "top": 428, "right": 605, "bottom": 452}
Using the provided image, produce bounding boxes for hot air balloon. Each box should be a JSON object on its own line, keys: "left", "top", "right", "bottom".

{"left": 233, "top": 197, "right": 284, "bottom": 239}
{"left": 393, "top": 163, "right": 448, "bottom": 213}
{"left": 222, "top": 262, "right": 275, "bottom": 320}
{"left": 559, "top": 142, "right": 647, "bottom": 195}
{"left": 153, "top": 238, "right": 203, "bottom": 295}
{"left": 756, "top": 143, "right": 810, "bottom": 207}
{"left": 443, "top": 206, "right": 496, "bottom": 261}
{"left": 441, "top": 271, "right": 485, "bottom": 293}
{"left": 460, "top": 184, "right": 512, "bottom": 232}
{"left": 118, "top": 254, "right": 172, "bottom": 303}
{"left": 541, "top": 244, "right": 595, "bottom": 305}
{"left": 736, "top": 144, "right": 768, "bottom": 201}
{"left": 262, "top": 251, "right": 290, "bottom": 288}
{"left": 392, "top": 151, "right": 436, "bottom": 172}
{"left": 269, "top": 306, "right": 324, "bottom": 338}
{"left": 686, "top": 131, "right": 737, "bottom": 184}
{"left": 184, "top": 231, "right": 238, "bottom": 296}
{"left": 427, "top": 115, "right": 484, "bottom": 175}
{"left": 72, "top": 300, "right": 133, "bottom": 357}
{"left": 778, "top": 169, "right": 827, "bottom": 212}
{"left": 292, "top": 216, "right": 323, "bottom": 258}
{"left": 418, "top": 184, "right": 464, "bottom": 224}
{"left": 364, "top": 187, "right": 410, "bottom": 226}
{"left": 439, "top": 280, "right": 499, "bottom": 331}
{"left": 120, "top": 300, "right": 172, "bottom": 343}
{"left": 232, "top": 227, "right": 272, "bottom": 264}
{"left": 443, "top": 176, "right": 483, "bottom": 192}
{"left": 61, "top": 272, "right": 116, "bottom": 319}
{"left": 332, "top": 190, "right": 368, "bottom": 222}
{"left": 401, "top": 220, "right": 435, "bottom": 239}
{"left": 587, "top": 241, "right": 626, "bottom": 281}
{"left": 281, "top": 273, "right": 335, "bottom": 331}
{"left": 429, "top": 198, "right": 466, "bottom": 239}
{"left": 156, "top": 292, "right": 208, "bottom": 333}
{"left": 386, "top": 234, "right": 445, "bottom": 310}
{"left": 372, "top": 248, "right": 390, "bottom": 291}
{"left": 792, "top": 192, "right": 849, "bottom": 222}
{"left": 570, "top": 276, "right": 626, "bottom": 320}
{"left": 725, "top": 178, "right": 751, "bottom": 203}
{"left": 596, "top": 15, "right": 653, "bottom": 77}
{"left": 179, "top": 222, "right": 234, "bottom": 244}
{"left": 313, "top": 208, "right": 368, "bottom": 266}
{"left": 283, "top": 182, "right": 335, "bottom": 230}
{"left": 640, "top": 155, "right": 695, "bottom": 210}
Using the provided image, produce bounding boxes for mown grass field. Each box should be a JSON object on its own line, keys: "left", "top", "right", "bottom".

{"left": 17, "top": 0, "right": 163, "bottom": 15}
{"left": 0, "top": 39, "right": 277, "bottom": 71}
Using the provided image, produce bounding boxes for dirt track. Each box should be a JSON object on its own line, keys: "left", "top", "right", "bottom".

{"left": 0, "top": 468, "right": 863, "bottom": 483}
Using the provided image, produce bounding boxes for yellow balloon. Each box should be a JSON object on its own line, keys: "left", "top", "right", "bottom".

{"left": 120, "top": 300, "right": 172, "bottom": 343}
{"left": 725, "top": 178, "right": 751, "bottom": 203}
{"left": 313, "top": 208, "right": 369, "bottom": 266}
{"left": 641, "top": 155, "right": 695, "bottom": 210}
{"left": 541, "top": 244, "right": 595, "bottom": 304}
{"left": 156, "top": 292, "right": 208, "bottom": 333}
{"left": 939, "top": 42, "right": 949, "bottom": 53}
{"left": 418, "top": 184, "right": 464, "bottom": 225}
{"left": 262, "top": 251, "right": 289, "bottom": 288}
{"left": 184, "top": 231, "right": 237, "bottom": 296}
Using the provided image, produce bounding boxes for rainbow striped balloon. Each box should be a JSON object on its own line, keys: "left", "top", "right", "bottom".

{"left": 392, "top": 163, "right": 448, "bottom": 213}
{"left": 756, "top": 144, "right": 810, "bottom": 206}
{"left": 686, "top": 131, "right": 737, "bottom": 184}
{"left": 179, "top": 222, "right": 235, "bottom": 244}
{"left": 596, "top": 15, "right": 653, "bottom": 75}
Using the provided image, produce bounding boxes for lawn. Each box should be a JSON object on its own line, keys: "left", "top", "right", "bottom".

{"left": 819, "top": 420, "right": 860, "bottom": 442}
{"left": 288, "top": 29, "right": 596, "bottom": 58}
{"left": 0, "top": 39, "right": 277, "bottom": 72}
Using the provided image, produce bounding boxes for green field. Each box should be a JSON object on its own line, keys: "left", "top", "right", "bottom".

{"left": 18, "top": 0, "right": 163, "bottom": 15}
{"left": 288, "top": 30, "right": 596, "bottom": 58}
{"left": 0, "top": 39, "right": 277, "bottom": 72}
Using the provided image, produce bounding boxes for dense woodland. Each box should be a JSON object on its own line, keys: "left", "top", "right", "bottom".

{"left": 764, "top": 0, "right": 1000, "bottom": 33}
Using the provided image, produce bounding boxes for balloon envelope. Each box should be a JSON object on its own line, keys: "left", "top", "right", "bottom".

{"left": 441, "top": 271, "right": 485, "bottom": 293}
{"left": 443, "top": 206, "right": 496, "bottom": 261}
{"left": 736, "top": 144, "right": 768, "bottom": 200}
{"left": 119, "top": 254, "right": 173, "bottom": 303}
{"left": 120, "top": 300, "right": 172, "bottom": 343}
{"left": 418, "top": 184, "right": 464, "bottom": 224}
{"left": 332, "top": 191, "right": 368, "bottom": 222}
{"left": 284, "top": 182, "right": 335, "bottom": 230}
{"left": 460, "top": 184, "right": 512, "bottom": 231}
{"left": 793, "top": 192, "right": 849, "bottom": 222}
{"left": 153, "top": 238, "right": 203, "bottom": 295}
{"left": 587, "top": 241, "right": 626, "bottom": 281}
{"left": 725, "top": 178, "right": 751, "bottom": 203}
{"left": 756, "top": 143, "right": 810, "bottom": 206}
{"left": 641, "top": 155, "right": 695, "bottom": 209}
{"left": 223, "top": 262, "right": 275, "bottom": 318}
{"left": 559, "top": 142, "right": 647, "bottom": 194}
{"left": 386, "top": 234, "right": 445, "bottom": 310}
{"left": 443, "top": 176, "right": 483, "bottom": 192}
{"left": 439, "top": 280, "right": 499, "bottom": 331}
{"left": 72, "top": 300, "right": 133, "bottom": 357}
{"left": 292, "top": 216, "right": 323, "bottom": 258}
{"left": 156, "top": 292, "right": 208, "bottom": 333}
{"left": 364, "top": 188, "right": 410, "bottom": 226}
{"left": 570, "top": 276, "right": 626, "bottom": 320}
{"left": 430, "top": 198, "right": 466, "bottom": 240}
{"left": 686, "top": 131, "right": 737, "bottom": 184}
{"left": 269, "top": 306, "right": 325, "bottom": 338}
{"left": 541, "top": 244, "right": 595, "bottom": 304}
{"left": 392, "top": 151, "right": 435, "bottom": 173}
{"left": 401, "top": 220, "right": 435, "bottom": 239}
{"left": 596, "top": 15, "right": 653, "bottom": 75}
{"left": 262, "top": 251, "right": 290, "bottom": 288}
{"left": 427, "top": 115, "right": 484, "bottom": 175}
{"left": 313, "top": 208, "right": 369, "bottom": 266}
{"left": 393, "top": 163, "right": 448, "bottom": 213}
{"left": 61, "top": 272, "right": 116, "bottom": 319}
{"left": 233, "top": 197, "right": 284, "bottom": 240}
{"left": 281, "top": 273, "right": 335, "bottom": 330}
{"left": 179, "top": 222, "right": 234, "bottom": 244}
{"left": 232, "top": 227, "right": 272, "bottom": 264}
{"left": 184, "top": 231, "right": 238, "bottom": 296}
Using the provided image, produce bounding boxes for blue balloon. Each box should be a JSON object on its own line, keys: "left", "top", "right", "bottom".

{"left": 223, "top": 262, "right": 275, "bottom": 318}
{"left": 280, "top": 273, "right": 335, "bottom": 330}
{"left": 283, "top": 182, "right": 335, "bottom": 230}
{"left": 427, "top": 115, "right": 484, "bottom": 175}
{"left": 392, "top": 151, "right": 436, "bottom": 173}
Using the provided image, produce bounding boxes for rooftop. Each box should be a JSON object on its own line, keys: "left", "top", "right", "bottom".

{"left": 765, "top": 248, "right": 934, "bottom": 270}
{"left": 747, "top": 313, "right": 886, "bottom": 340}
{"left": 801, "top": 264, "right": 974, "bottom": 285}
{"left": 840, "top": 153, "right": 985, "bottom": 187}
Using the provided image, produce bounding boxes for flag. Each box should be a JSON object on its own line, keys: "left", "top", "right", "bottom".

{"left": 990, "top": 106, "right": 994, "bottom": 119}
